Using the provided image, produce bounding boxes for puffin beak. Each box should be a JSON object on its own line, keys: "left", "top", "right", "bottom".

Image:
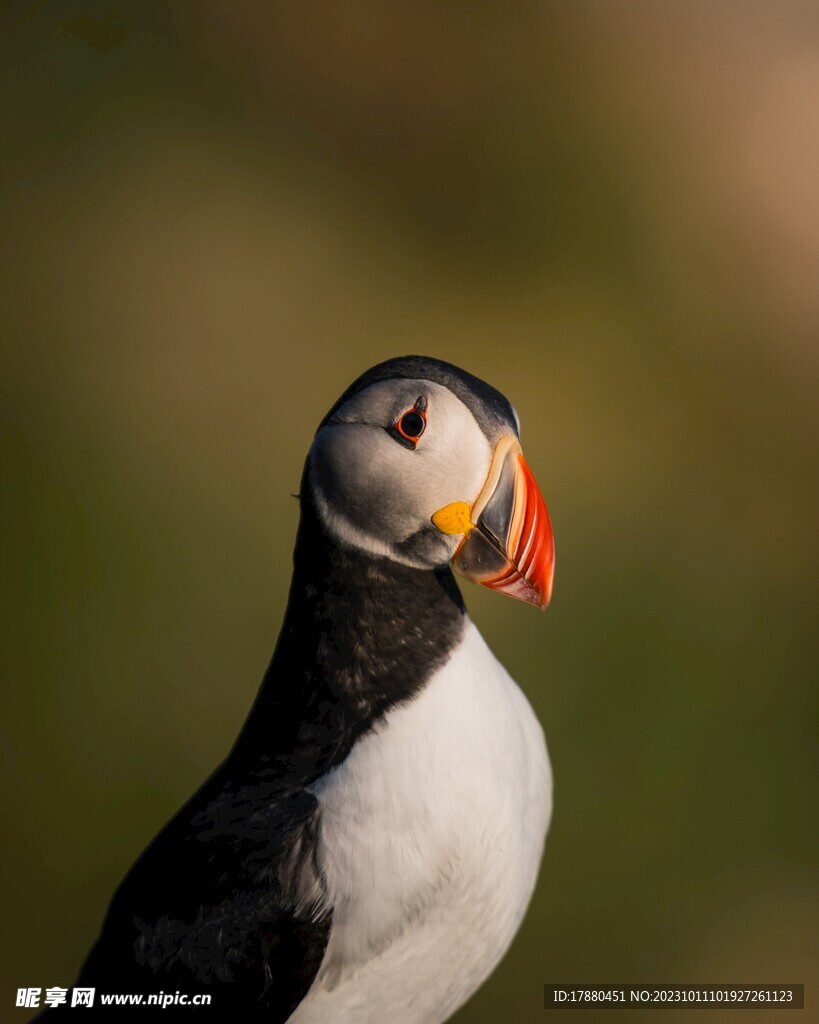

{"left": 431, "top": 436, "right": 555, "bottom": 609}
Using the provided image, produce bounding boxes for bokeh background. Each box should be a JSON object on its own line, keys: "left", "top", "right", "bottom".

{"left": 2, "top": 2, "right": 817, "bottom": 1022}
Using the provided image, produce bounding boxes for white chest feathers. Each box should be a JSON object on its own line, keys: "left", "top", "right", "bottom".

{"left": 288, "top": 620, "right": 552, "bottom": 1024}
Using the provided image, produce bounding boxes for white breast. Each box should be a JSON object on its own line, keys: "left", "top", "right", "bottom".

{"left": 288, "top": 620, "right": 552, "bottom": 1024}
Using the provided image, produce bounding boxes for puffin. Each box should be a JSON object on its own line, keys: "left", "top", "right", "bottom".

{"left": 49, "top": 356, "right": 555, "bottom": 1022}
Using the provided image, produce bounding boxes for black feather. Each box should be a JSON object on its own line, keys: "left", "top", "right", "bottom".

{"left": 57, "top": 468, "right": 465, "bottom": 1018}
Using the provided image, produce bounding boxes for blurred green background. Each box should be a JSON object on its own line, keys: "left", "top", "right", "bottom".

{"left": 2, "top": 3, "right": 817, "bottom": 1022}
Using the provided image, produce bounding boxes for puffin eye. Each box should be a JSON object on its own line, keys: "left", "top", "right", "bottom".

{"left": 398, "top": 411, "right": 425, "bottom": 439}
{"left": 391, "top": 398, "right": 427, "bottom": 448}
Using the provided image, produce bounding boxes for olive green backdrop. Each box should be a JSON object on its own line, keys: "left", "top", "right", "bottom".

{"left": 2, "top": 3, "right": 817, "bottom": 1023}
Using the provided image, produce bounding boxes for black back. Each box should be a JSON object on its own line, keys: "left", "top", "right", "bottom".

{"left": 66, "top": 476, "right": 467, "bottom": 1019}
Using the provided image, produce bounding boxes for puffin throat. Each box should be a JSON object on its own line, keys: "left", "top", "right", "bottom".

{"left": 232, "top": 483, "right": 466, "bottom": 781}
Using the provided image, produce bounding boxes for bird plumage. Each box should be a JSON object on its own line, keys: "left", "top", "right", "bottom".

{"left": 42, "top": 356, "right": 554, "bottom": 1021}
{"left": 290, "top": 621, "right": 550, "bottom": 1024}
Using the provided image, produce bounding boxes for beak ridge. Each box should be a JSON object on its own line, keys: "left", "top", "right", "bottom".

{"left": 443, "top": 437, "right": 554, "bottom": 609}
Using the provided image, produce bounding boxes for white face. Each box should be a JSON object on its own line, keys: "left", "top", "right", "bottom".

{"left": 308, "top": 379, "right": 496, "bottom": 568}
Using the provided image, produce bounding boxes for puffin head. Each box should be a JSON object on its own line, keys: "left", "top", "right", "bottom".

{"left": 307, "top": 356, "right": 554, "bottom": 609}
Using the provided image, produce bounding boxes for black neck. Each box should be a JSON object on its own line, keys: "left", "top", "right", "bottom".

{"left": 230, "top": 481, "right": 466, "bottom": 781}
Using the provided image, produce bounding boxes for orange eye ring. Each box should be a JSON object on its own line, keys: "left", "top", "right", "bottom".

{"left": 394, "top": 397, "right": 427, "bottom": 445}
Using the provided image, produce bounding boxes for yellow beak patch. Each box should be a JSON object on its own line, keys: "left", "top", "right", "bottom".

{"left": 431, "top": 501, "right": 475, "bottom": 536}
